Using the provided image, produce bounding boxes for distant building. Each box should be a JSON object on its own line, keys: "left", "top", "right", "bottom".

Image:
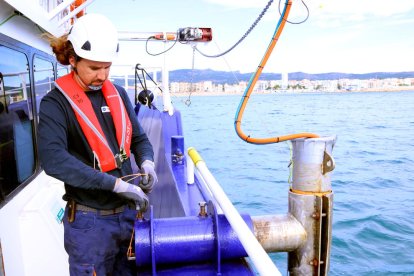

{"left": 281, "top": 72, "right": 288, "bottom": 90}
{"left": 155, "top": 75, "right": 414, "bottom": 94}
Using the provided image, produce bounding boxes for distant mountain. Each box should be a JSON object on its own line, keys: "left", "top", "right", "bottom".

{"left": 168, "top": 69, "right": 276, "bottom": 84}
{"left": 166, "top": 69, "right": 414, "bottom": 84}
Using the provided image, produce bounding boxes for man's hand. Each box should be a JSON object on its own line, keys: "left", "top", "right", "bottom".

{"left": 139, "top": 160, "right": 158, "bottom": 193}
{"left": 113, "top": 179, "right": 149, "bottom": 212}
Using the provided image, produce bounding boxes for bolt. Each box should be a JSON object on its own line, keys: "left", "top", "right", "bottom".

{"left": 309, "top": 259, "right": 319, "bottom": 266}
{"left": 198, "top": 201, "right": 207, "bottom": 217}
{"left": 312, "top": 212, "right": 320, "bottom": 220}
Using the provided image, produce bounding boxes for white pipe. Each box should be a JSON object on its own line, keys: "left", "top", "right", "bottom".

{"left": 162, "top": 41, "right": 173, "bottom": 115}
{"left": 124, "top": 74, "right": 128, "bottom": 89}
{"left": 186, "top": 155, "right": 194, "bottom": 184}
{"left": 188, "top": 147, "right": 281, "bottom": 276}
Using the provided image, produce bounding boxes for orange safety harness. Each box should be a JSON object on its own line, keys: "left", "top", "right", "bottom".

{"left": 56, "top": 72, "right": 132, "bottom": 172}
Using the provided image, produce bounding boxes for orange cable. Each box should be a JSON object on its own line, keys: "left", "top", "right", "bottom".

{"left": 235, "top": 0, "right": 319, "bottom": 145}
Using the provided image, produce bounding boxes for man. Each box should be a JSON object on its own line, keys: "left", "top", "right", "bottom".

{"left": 38, "top": 13, "right": 157, "bottom": 275}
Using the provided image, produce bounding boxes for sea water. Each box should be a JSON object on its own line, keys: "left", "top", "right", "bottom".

{"left": 170, "top": 91, "right": 414, "bottom": 275}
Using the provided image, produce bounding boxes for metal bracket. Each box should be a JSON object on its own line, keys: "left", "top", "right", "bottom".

{"left": 322, "top": 151, "right": 335, "bottom": 175}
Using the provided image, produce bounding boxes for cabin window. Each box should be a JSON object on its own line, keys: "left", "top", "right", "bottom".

{"left": 34, "top": 56, "right": 54, "bottom": 120}
{"left": 0, "top": 45, "right": 35, "bottom": 203}
{"left": 57, "top": 64, "right": 69, "bottom": 78}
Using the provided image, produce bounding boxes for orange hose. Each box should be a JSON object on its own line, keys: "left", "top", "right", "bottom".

{"left": 235, "top": 0, "right": 319, "bottom": 144}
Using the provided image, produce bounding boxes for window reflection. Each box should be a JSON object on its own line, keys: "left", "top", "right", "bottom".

{"left": 34, "top": 56, "right": 54, "bottom": 120}
{"left": 0, "top": 45, "right": 35, "bottom": 202}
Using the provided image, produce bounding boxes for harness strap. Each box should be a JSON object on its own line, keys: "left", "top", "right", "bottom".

{"left": 56, "top": 72, "right": 132, "bottom": 172}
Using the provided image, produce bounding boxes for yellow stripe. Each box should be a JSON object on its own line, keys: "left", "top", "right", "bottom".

{"left": 188, "top": 147, "right": 204, "bottom": 166}
{"left": 290, "top": 188, "right": 332, "bottom": 197}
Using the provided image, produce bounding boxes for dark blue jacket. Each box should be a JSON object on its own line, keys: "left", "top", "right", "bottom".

{"left": 38, "top": 83, "right": 154, "bottom": 209}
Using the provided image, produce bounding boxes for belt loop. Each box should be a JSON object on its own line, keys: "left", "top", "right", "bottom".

{"left": 67, "top": 199, "right": 76, "bottom": 223}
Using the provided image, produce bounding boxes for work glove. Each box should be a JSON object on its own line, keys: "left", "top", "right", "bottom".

{"left": 113, "top": 179, "right": 149, "bottom": 212}
{"left": 139, "top": 160, "right": 158, "bottom": 193}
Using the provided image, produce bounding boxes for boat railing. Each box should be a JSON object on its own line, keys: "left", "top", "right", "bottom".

{"left": 110, "top": 65, "right": 161, "bottom": 90}
{"left": 4, "top": 0, "right": 96, "bottom": 37}
{"left": 109, "top": 64, "right": 164, "bottom": 108}
{"left": 2, "top": 71, "right": 30, "bottom": 106}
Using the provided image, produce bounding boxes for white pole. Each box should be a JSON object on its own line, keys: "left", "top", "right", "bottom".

{"left": 186, "top": 155, "right": 195, "bottom": 184}
{"left": 188, "top": 148, "right": 281, "bottom": 276}
{"left": 162, "top": 40, "right": 174, "bottom": 115}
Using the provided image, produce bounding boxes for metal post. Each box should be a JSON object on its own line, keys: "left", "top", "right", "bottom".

{"left": 187, "top": 158, "right": 195, "bottom": 184}
{"left": 288, "top": 136, "right": 336, "bottom": 276}
{"left": 171, "top": 136, "right": 185, "bottom": 166}
{"left": 162, "top": 40, "right": 173, "bottom": 115}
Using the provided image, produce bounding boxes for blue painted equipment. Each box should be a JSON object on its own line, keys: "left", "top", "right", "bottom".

{"left": 134, "top": 203, "right": 254, "bottom": 273}
{"left": 171, "top": 136, "right": 185, "bottom": 166}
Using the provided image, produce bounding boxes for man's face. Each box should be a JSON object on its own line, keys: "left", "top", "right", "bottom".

{"left": 70, "top": 57, "right": 112, "bottom": 90}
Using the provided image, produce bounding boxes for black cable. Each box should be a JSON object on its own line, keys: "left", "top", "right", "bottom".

{"left": 145, "top": 32, "right": 179, "bottom": 56}
{"left": 194, "top": 0, "right": 275, "bottom": 58}
{"left": 278, "top": 0, "right": 309, "bottom": 24}
{"left": 135, "top": 64, "right": 163, "bottom": 93}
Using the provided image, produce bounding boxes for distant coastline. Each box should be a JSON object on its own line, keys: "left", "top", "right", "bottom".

{"left": 113, "top": 69, "right": 414, "bottom": 97}
{"left": 168, "top": 71, "right": 414, "bottom": 95}
{"left": 167, "top": 69, "right": 414, "bottom": 83}
{"left": 169, "top": 87, "right": 414, "bottom": 97}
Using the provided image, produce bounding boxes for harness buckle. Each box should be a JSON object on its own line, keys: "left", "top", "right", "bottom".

{"left": 120, "top": 148, "right": 128, "bottom": 161}
{"left": 115, "top": 148, "right": 128, "bottom": 169}
{"left": 114, "top": 153, "right": 123, "bottom": 169}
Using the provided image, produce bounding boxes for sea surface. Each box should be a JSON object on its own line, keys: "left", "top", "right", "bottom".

{"left": 168, "top": 91, "right": 414, "bottom": 275}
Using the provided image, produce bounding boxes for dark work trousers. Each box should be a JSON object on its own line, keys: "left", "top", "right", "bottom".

{"left": 63, "top": 205, "right": 137, "bottom": 275}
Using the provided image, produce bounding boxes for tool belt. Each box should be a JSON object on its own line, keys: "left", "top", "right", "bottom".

{"left": 67, "top": 199, "right": 129, "bottom": 222}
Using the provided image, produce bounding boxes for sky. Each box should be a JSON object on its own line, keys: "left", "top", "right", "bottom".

{"left": 88, "top": 0, "right": 414, "bottom": 74}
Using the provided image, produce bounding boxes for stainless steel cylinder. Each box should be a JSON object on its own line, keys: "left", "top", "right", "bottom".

{"left": 252, "top": 214, "right": 307, "bottom": 252}
{"left": 291, "top": 136, "right": 336, "bottom": 193}
{"left": 288, "top": 136, "right": 336, "bottom": 275}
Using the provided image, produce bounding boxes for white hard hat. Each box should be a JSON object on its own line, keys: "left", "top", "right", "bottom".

{"left": 68, "top": 13, "right": 119, "bottom": 62}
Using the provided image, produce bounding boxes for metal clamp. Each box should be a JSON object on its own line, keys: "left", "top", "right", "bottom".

{"left": 322, "top": 151, "right": 335, "bottom": 175}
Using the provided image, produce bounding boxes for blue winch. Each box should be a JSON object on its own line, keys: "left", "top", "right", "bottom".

{"left": 133, "top": 202, "right": 254, "bottom": 274}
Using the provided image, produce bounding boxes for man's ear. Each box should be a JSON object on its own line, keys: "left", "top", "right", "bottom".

{"left": 68, "top": 55, "right": 76, "bottom": 68}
